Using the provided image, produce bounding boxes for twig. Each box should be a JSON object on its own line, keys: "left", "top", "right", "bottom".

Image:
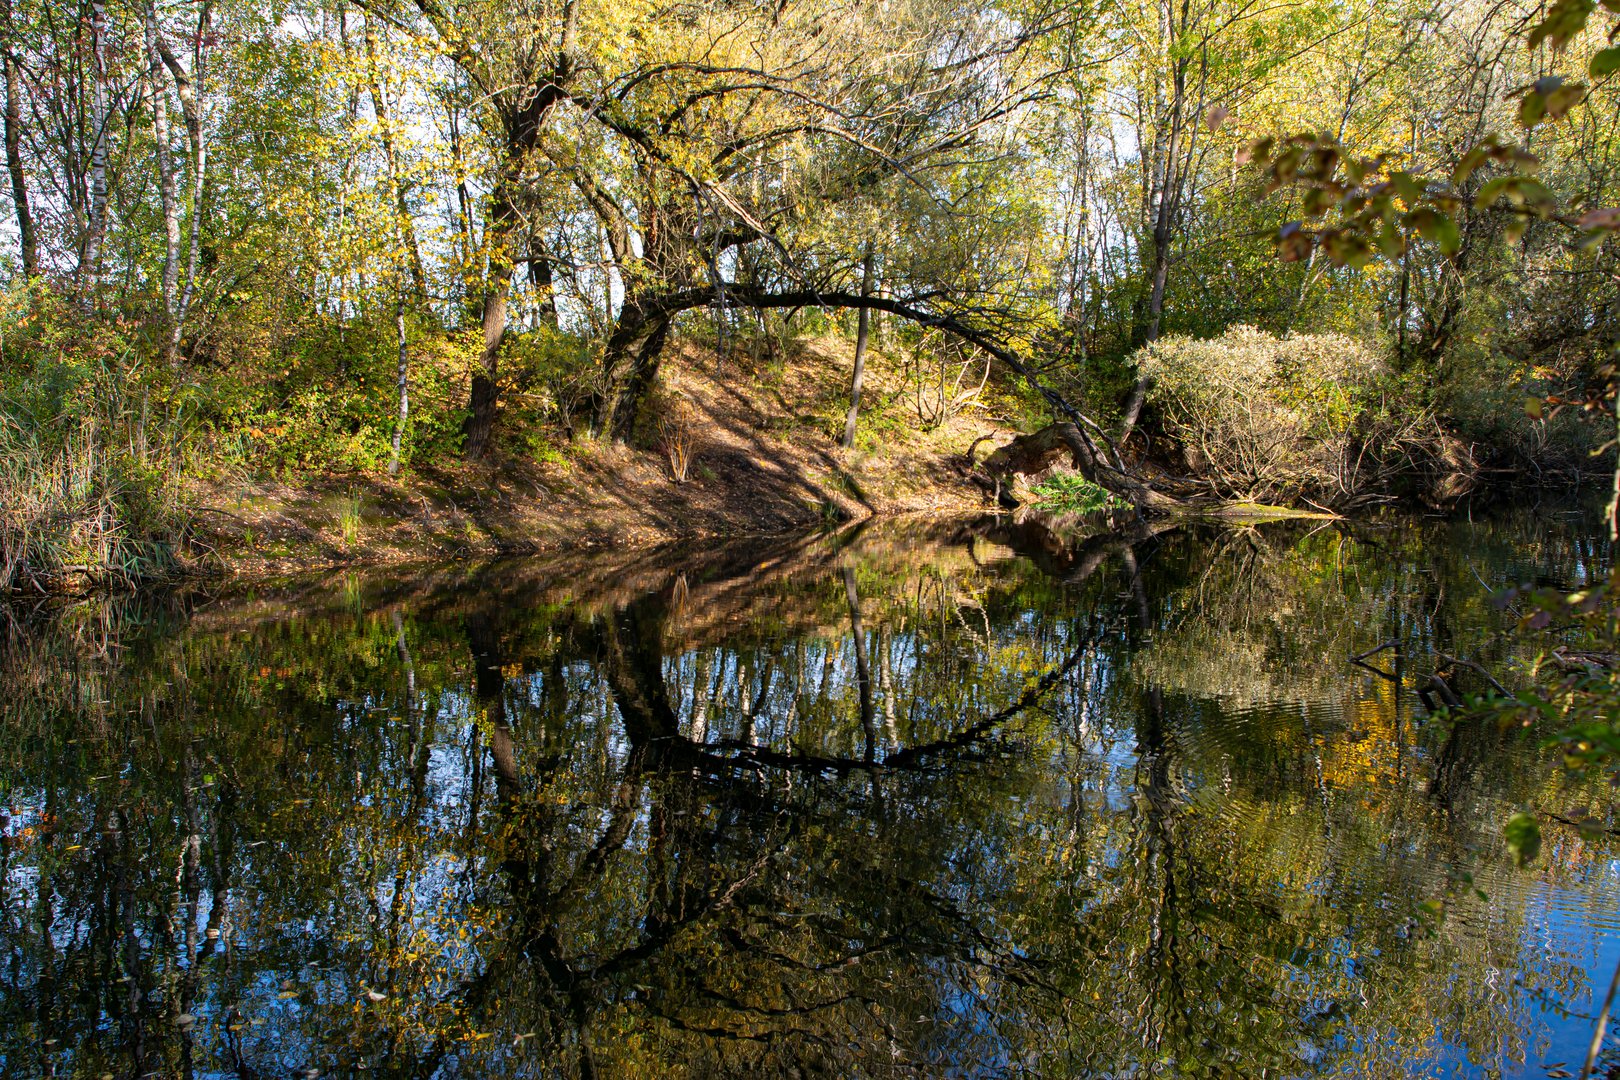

{"left": 1544, "top": 810, "right": 1620, "bottom": 839}
{"left": 1350, "top": 639, "right": 1397, "bottom": 663}
{"left": 964, "top": 432, "right": 1001, "bottom": 466}
{"left": 1299, "top": 496, "right": 1342, "bottom": 518}
{"left": 1579, "top": 951, "right": 1620, "bottom": 1080}
{"left": 1353, "top": 658, "right": 1398, "bottom": 682}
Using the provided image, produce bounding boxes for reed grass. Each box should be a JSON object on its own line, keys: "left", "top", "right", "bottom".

{"left": 1, "top": 356, "right": 187, "bottom": 592}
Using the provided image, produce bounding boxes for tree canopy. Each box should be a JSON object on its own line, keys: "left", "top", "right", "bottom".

{"left": 0, "top": 0, "right": 1616, "bottom": 573}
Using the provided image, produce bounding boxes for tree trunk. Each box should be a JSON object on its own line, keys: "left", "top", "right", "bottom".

{"left": 529, "top": 255, "right": 558, "bottom": 330}
{"left": 365, "top": 21, "right": 425, "bottom": 303}
{"left": 841, "top": 249, "right": 875, "bottom": 449}
{"left": 466, "top": 614, "right": 519, "bottom": 803}
{"left": 79, "top": 0, "right": 111, "bottom": 293}
{"left": 2, "top": 1, "right": 36, "bottom": 278}
{"left": 446, "top": 84, "right": 479, "bottom": 305}
{"left": 463, "top": 183, "right": 516, "bottom": 458}
{"left": 366, "top": 20, "right": 412, "bottom": 475}
{"left": 154, "top": 6, "right": 209, "bottom": 361}
{"left": 843, "top": 565, "right": 876, "bottom": 762}
{"left": 145, "top": 2, "right": 182, "bottom": 365}
{"left": 600, "top": 301, "right": 670, "bottom": 442}
{"left": 459, "top": 0, "right": 576, "bottom": 457}
{"left": 1120, "top": 24, "right": 1192, "bottom": 440}
{"left": 390, "top": 289, "right": 409, "bottom": 475}
{"left": 980, "top": 421, "right": 1182, "bottom": 513}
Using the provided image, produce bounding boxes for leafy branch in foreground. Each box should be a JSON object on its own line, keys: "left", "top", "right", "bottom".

{"left": 1243, "top": 0, "right": 1620, "bottom": 804}
{"left": 1497, "top": 570, "right": 1620, "bottom": 1080}
{"left": 1240, "top": 0, "right": 1620, "bottom": 268}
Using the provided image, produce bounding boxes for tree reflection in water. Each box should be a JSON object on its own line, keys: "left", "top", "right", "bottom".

{"left": 0, "top": 511, "right": 1615, "bottom": 1078}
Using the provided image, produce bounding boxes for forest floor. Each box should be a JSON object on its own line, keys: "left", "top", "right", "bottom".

{"left": 189, "top": 336, "right": 1024, "bottom": 579}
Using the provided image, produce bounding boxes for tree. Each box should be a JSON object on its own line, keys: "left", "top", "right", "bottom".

{"left": 1, "top": 0, "right": 37, "bottom": 277}
{"left": 352, "top": 0, "right": 580, "bottom": 456}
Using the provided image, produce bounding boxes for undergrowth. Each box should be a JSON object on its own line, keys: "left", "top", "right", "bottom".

{"left": 1028, "top": 472, "right": 1126, "bottom": 514}
{"left": 0, "top": 301, "right": 187, "bottom": 591}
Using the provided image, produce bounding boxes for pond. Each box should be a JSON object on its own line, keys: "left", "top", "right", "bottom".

{"left": 1, "top": 509, "right": 1617, "bottom": 1078}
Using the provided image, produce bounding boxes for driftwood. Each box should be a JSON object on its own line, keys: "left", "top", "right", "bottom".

{"left": 1418, "top": 673, "right": 1463, "bottom": 712}
{"left": 1349, "top": 639, "right": 1397, "bottom": 663}
{"left": 1415, "top": 652, "right": 1516, "bottom": 714}
{"left": 1551, "top": 646, "right": 1619, "bottom": 674}
{"left": 1436, "top": 652, "right": 1512, "bottom": 699}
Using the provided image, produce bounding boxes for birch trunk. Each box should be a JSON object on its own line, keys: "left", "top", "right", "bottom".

{"left": 154, "top": 5, "right": 209, "bottom": 360}
{"left": 80, "top": 0, "right": 111, "bottom": 293}
{"left": 144, "top": 2, "right": 181, "bottom": 366}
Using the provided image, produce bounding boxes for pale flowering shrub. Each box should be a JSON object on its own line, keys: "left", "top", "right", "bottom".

{"left": 1136, "top": 326, "right": 1404, "bottom": 503}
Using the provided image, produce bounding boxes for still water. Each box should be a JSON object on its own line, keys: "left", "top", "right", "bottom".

{"left": 1, "top": 510, "right": 1617, "bottom": 1078}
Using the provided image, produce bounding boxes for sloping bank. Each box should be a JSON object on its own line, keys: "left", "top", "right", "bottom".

{"left": 2, "top": 341, "right": 996, "bottom": 593}
{"left": 5, "top": 326, "right": 1600, "bottom": 594}
{"left": 181, "top": 436, "right": 993, "bottom": 584}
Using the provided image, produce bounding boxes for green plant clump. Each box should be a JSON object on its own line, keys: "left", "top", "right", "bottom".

{"left": 1028, "top": 472, "right": 1125, "bottom": 514}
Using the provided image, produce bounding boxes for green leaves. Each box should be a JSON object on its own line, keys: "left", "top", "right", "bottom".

{"left": 1027, "top": 472, "right": 1125, "bottom": 513}
{"left": 1408, "top": 208, "right": 1461, "bottom": 256}
{"left": 1504, "top": 812, "right": 1542, "bottom": 867}
{"left": 1244, "top": 127, "right": 1572, "bottom": 267}
{"left": 1519, "top": 87, "right": 1546, "bottom": 128}
{"left": 1320, "top": 228, "right": 1373, "bottom": 269}
{"left": 1591, "top": 46, "right": 1620, "bottom": 77}
{"left": 1390, "top": 170, "right": 1425, "bottom": 206}
{"left": 1519, "top": 76, "right": 1588, "bottom": 128}
{"left": 1235, "top": 136, "right": 1273, "bottom": 167}
{"left": 1473, "top": 176, "right": 1556, "bottom": 218}
{"left": 1452, "top": 138, "right": 1540, "bottom": 185}
{"left": 1473, "top": 177, "right": 1511, "bottom": 210}
{"left": 1526, "top": 0, "right": 1596, "bottom": 52}
{"left": 1275, "top": 221, "right": 1311, "bottom": 262}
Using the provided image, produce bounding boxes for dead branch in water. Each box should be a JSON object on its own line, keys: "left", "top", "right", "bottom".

{"left": 1436, "top": 652, "right": 1513, "bottom": 700}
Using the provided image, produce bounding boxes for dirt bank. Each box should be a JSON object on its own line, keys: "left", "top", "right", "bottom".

{"left": 187, "top": 338, "right": 1017, "bottom": 580}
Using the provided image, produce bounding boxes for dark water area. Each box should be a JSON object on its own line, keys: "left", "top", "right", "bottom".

{"left": 1, "top": 509, "right": 1617, "bottom": 1078}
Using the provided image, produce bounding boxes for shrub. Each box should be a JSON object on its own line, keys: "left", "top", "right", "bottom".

{"left": 496, "top": 325, "right": 596, "bottom": 446}
{"left": 1137, "top": 326, "right": 1406, "bottom": 503}
{"left": 1442, "top": 365, "right": 1609, "bottom": 478}
{"left": 201, "top": 317, "right": 480, "bottom": 475}
{"left": 639, "top": 381, "right": 698, "bottom": 482}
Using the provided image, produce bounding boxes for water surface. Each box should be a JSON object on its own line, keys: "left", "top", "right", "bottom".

{"left": 1, "top": 510, "right": 1616, "bottom": 1077}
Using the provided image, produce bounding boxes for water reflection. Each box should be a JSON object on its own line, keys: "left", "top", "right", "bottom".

{"left": 0, "top": 511, "right": 1616, "bottom": 1078}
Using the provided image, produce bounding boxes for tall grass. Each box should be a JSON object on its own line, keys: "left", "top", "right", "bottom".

{"left": 1, "top": 296, "right": 188, "bottom": 592}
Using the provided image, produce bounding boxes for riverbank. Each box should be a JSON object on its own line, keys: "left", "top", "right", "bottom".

{"left": 6, "top": 327, "right": 1603, "bottom": 595}
{"left": 181, "top": 337, "right": 1005, "bottom": 582}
